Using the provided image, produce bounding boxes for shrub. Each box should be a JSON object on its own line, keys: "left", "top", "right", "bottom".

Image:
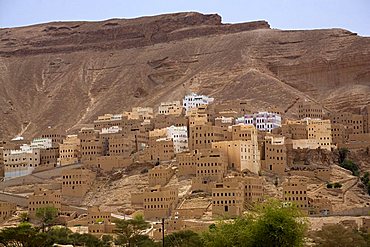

{"left": 340, "top": 159, "right": 359, "bottom": 176}
{"left": 333, "top": 182, "right": 342, "bottom": 188}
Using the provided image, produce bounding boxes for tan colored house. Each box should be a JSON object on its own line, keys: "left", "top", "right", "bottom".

{"left": 298, "top": 100, "right": 323, "bottom": 119}
{"left": 290, "top": 139, "right": 320, "bottom": 150}
{"left": 215, "top": 116, "right": 234, "bottom": 129}
{"left": 229, "top": 124, "right": 257, "bottom": 142}
{"left": 192, "top": 148, "right": 228, "bottom": 192}
{"left": 282, "top": 119, "right": 332, "bottom": 151}
{"left": 188, "top": 113, "right": 209, "bottom": 127}
{"left": 147, "top": 138, "right": 175, "bottom": 162}
{"left": 61, "top": 168, "right": 95, "bottom": 198}
{"left": 148, "top": 128, "right": 168, "bottom": 143}
{"left": 78, "top": 128, "right": 102, "bottom": 162}
{"left": 329, "top": 112, "right": 365, "bottom": 135}
{"left": 152, "top": 219, "right": 212, "bottom": 241}
{"left": 338, "top": 133, "right": 370, "bottom": 149}
{"left": 212, "top": 180, "right": 244, "bottom": 218}
{"left": 262, "top": 136, "right": 287, "bottom": 174}
{"left": 28, "top": 187, "right": 61, "bottom": 217}
{"left": 0, "top": 201, "right": 16, "bottom": 223}
{"left": 40, "top": 146, "right": 59, "bottom": 168}
{"left": 152, "top": 114, "right": 188, "bottom": 130}
{"left": 108, "top": 134, "right": 135, "bottom": 157}
{"left": 95, "top": 156, "right": 133, "bottom": 172}
{"left": 148, "top": 165, "right": 175, "bottom": 187}
{"left": 93, "top": 113, "right": 126, "bottom": 130}
{"left": 308, "top": 197, "right": 332, "bottom": 216}
{"left": 282, "top": 121, "right": 307, "bottom": 140}
{"left": 242, "top": 176, "right": 264, "bottom": 204}
{"left": 158, "top": 101, "right": 183, "bottom": 116}
{"left": 189, "top": 125, "right": 224, "bottom": 150}
{"left": 124, "top": 107, "right": 153, "bottom": 120}
{"left": 59, "top": 135, "right": 80, "bottom": 166}
{"left": 176, "top": 150, "right": 200, "bottom": 176}
{"left": 143, "top": 186, "right": 178, "bottom": 220}
{"left": 40, "top": 130, "right": 66, "bottom": 147}
{"left": 67, "top": 206, "right": 115, "bottom": 235}
{"left": 87, "top": 206, "right": 112, "bottom": 224}
{"left": 282, "top": 177, "right": 308, "bottom": 212}
{"left": 212, "top": 139, "right": 261, "bottom": 174}
{"left": 331, "top": 123, "right": 346, "bottom": 145}
{"left": 307, "top": 119, "right": 332, "bottom": 150}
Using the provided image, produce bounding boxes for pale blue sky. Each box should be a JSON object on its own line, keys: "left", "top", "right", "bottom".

{"left": 1, "top": 0, "right": 369, "bottom": 36}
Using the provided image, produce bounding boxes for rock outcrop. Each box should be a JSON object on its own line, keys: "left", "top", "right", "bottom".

{"left": 0, "top": 12, "right": 369, "bottom": 139}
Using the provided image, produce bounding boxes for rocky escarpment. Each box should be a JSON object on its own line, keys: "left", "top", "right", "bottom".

{"left": 0, "top": 12, "right": 369, "bottom": 140}
{"left": 0, "top": 12, "right": 269, "bottom": 56}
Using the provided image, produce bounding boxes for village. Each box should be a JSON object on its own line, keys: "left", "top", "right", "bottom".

{"left": 0, "top": 92, "right": 370, "bottom": 239}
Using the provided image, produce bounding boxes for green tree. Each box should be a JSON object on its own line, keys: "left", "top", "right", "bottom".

{"left": 0, "top": 223, "right": 47, "bottom": 247}
{"left": 114, "top": 214, "right": 151, "bottom": 247}
{"left": 311, "top": 224, "right": 367, "bottom": 247}
{"left": 250, "top": 199, "right": 307, "bottom": 247}
{"left": 202, "top": 199, "right": 307, "bottom": 247}
{"left": 35, "top": 206, "right": 59, "bottom": 232}
{"left": 326, "top": 183, "right": 333, "bottom": 189}
{"left": 333, "top": 182, "right": 342, "bottom": 188}
{"left": 202, "top": 217, "right": 252, "bottom": 247}
{"left": 69, "top": 232, "right": 104, "bottom": 247}
{"left": 361, "top": 172, "right": 370, "bottom": 195}
{"left": 102, "top": 234, "right": 114, "bottom": 247}
{"left": 164, "top": 230, "right": 203, "bottom": 247}
{"left": 338, "top": 148, "right": 349, "bottom": 164}
{"left": 42, "top": 226, "right": 73, "bottom": 245}
{"left": 340, "top": 159, "right": 359, "bottom": 176}
{"left": 19, "top": 212, "right": 30, "bottom": 222}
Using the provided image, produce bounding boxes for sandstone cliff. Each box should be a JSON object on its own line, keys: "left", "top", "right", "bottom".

{"left": 0, "top": 12, "right": 369, "bottom": 139}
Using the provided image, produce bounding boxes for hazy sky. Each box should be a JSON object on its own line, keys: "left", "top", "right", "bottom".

{"left": 1, "top": 0, "right": 369, "bottom": 36}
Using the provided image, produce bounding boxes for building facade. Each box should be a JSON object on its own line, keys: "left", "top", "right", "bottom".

{"left": 148, "top": 165, "right": 175, "bottom": 187}
{"left": 0, "top": 201, "right": 16, "bottom": 223}
{"left": 212, "top": 140, "right": 261, "bottom": 174}
{"left": 298, "top": 100, "right": 324, "bottom": 119}
{"left": 182, "top": 93, "right": 214, "bottom": 113}
{"left": 236, "top": 112, "right": 281, "bottom": 132}
{"left": 61, "top": 168, "right": 96, "bottom": 198}
{"left": 59, "top": 135, "right": 81, "bottom": 166}
{"left": 142, "top": 186, "right": 178, "bottom": 220}
{"left": 28, "top": 187, "right": 61, "bottom": 217}
{"left": 282, "top": 177, "right": 308, "bottom": 212}
{"left": 158, "top": 101, "right": 183, "bottom": 116}
{"left": 262, "top": 136, "right": 287, "bottom": 174}
{"left": 212, "top": 181, "right": 244, "bottom": 218}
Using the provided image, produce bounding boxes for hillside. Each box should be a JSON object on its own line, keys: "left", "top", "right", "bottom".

{"left": 0, "top": 12, "right": 370, "bottom": 139}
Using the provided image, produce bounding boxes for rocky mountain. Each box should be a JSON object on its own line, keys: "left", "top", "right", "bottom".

{"left": 0, "top": 12, "right": 369, "bottom": 139}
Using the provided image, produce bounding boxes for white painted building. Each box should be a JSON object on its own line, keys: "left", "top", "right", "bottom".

{"left": 30, "top": 138, "right": 53, "bottom": 149}
{"left": 100, "top": 126, "right": 122, "bottom": 134}
{"left": 236, "top": 112, "right": 281, "bottom": 132}
{"left": 166, "top": 125, "right": 188, "bottom": 154}
{"left": 182, "top": 93, "right": 214, "bottom": 113}
{"left": 3, "top": 147, "right": 40, "bottom": 180}
{"left": 3, "top": 138, "right": 53, "bottom": 180}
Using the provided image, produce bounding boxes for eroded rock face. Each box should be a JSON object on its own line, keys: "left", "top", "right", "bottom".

{"left": 289, "top": 148, "right": 337, "bottom": 167}
{"left": 0, "top": 12, "right": 269, "bottom": 56}
{"left": 0, "top": 12, "right": 369, "bottom": 139}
